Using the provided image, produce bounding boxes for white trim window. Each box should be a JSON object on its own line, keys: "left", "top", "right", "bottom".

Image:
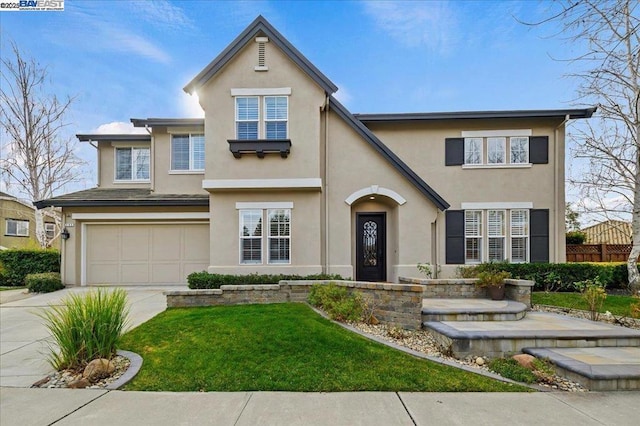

{"left": 464, "top": 138, "right": 482, "bottom": 165}
{"left": 264, "top": 96, "right": 288, "bottom": 139}
{"left": 267, "top": 209, "right": 291, "bottom": 264}
{"left": 487, "top": 137, "right": 506, "bottom": 164}
{"left": 45, "top": 223, "right": 56, "bottom": 239}
{"left": 465, "top": 210, "right": 482, "bottom": 263}
{"left": 240, "top": 210, "right": 263, "bottom": 264}
{"left": 510, "top": 210, "right": 529, "bottom": 262}
{"left": 115, "top": 147, "right": 150, "bottom": 181}
{"left": 235, "top": 95, "right": 288, "bottom": 140}
{"left": 487, "top": 210, "right": 506, "bottom": 261}
{"left": 510, "top": 137, "right": 529, "bottom": 164}
{"left": 5, "top": 219, "right": 29, "bottom": 237}
{"left": 171, "top": 134, "right": 205, "bottom": 171}
{"left": 236, "top": 97, "right": 259, "bottom": 140}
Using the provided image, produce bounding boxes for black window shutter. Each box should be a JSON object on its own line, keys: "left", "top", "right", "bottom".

{"left": 530, "top": 209, "right": 549, "bottom": 263}
{"left": 445, "top": 138, "right": 464, "bottom": 166}
{"left": 445, "top": 210, "right": 465, "bottom": 264}
{"left": 529, "top": 136, "right": 549, "bottom": 164}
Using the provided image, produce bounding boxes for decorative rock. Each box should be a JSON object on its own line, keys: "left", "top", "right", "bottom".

{"left": 475, "top": 357, "right": 485, "bottom": 366}
{"left": 512, "top": 354, "right": 536, "bottom": 370}
{"left": 83, "top": 358, "right": 116, "bottom": 382}
{"left": 31, "top": 376, "right": 51, "bottom": 387}
{"left": 68, "top": 378, "right": 91, "bottom": 389}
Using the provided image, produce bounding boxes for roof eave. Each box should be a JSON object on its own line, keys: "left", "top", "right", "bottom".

{"left": 130, "top": 118, "right": 205, "bottom": 128}
{"left": 34, "top": 199, "right": 209, "bottom": 209}
{"left": 76, "top": 134, "right": 151, "bottom": 142}
{"left": 183, "top": 15, "right": 338, "bottom": 95}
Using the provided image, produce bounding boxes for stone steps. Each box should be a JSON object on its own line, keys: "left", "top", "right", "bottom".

{"left": 422, "top": 299, "right": 527, "bottom": 322}
{"left": 523, "top": 347, "right": 640, "bottom": 391}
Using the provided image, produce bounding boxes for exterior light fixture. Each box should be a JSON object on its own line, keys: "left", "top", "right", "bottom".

{"left": 61, "top": 228, "right": 70, "bottom": 240}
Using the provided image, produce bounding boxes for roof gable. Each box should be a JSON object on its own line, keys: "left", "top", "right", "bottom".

{"left": 184, "top": 15, "right": 338, "bottom": 95}
{"left": 329, "top": 97, "right": 450, "bottom": 211}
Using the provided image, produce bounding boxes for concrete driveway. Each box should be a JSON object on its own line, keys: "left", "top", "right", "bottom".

{"left": 0, "top": 286, "right": 177, "bottom": 388}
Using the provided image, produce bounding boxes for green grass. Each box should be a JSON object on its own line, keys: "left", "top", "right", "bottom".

{"left": 120, "top": 303, "right": 528, "bottom": 392}
{"left": 532, "top": 292, "right": 637, "bottom": 317}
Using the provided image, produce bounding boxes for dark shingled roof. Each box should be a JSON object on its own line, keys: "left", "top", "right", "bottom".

{"left": 77, "top": 134, "right": 151, "bottom": 142}
{"left": 354, "top": 108, "right": 597, "bottom": 123}
{"left": 130, "top": 118, "right": 205, "bottom": 128}
{"left": 34, "top": 188, "right": 209, "bottom": 209}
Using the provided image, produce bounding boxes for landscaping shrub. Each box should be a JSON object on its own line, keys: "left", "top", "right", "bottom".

{"left": 308, "top": 283, "right": 363, "bottom": 322}
{"left": 187, "top": 272, "right": 345, "bottom": 289}
{"left": 457, "top": 262, "right": 633, "bottom": 292}
{"left": 0, "top": 249, "right": 60, "bottom": 286}
{"left": 488, "top": 358, "right": 538, "bottom": 384}
{"left": 25, "top": 272, "right": 64, "bottom": 293}
{"left": 574, "top": 278, "right": 607, "bottom": 321}
{"left": 38, "top": 288, "right": 130, "bottom": 370}
{"left": 565, "top": 231, "right": 586, "bottom": 244}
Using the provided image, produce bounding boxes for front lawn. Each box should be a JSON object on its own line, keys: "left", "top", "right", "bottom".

{"left": 120, "top": 303, "right": 527, "bottom": 392}
{"left": 532, "top": 292, "right": 637, "bottom": 317}
{"left": 0, "top": 286, "right": 25, "bottom": 291}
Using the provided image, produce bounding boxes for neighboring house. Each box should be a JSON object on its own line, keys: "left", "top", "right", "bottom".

{"left": 35, "top": 16, "right": 594, "bottom": 286}
{"left": 0, "top": 191, "right": 60, "bottom": 250}
{"left": 581, "top": 220, "right": 632, "bottom": 245}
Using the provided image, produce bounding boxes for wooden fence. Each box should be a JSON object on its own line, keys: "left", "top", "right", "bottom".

{"left": 566, "top": 244, "right": 632, "bottom": 262}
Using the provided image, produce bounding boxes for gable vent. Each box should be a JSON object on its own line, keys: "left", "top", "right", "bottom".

{"left": 255, "top": 36, "right": 269, "bottom": 71}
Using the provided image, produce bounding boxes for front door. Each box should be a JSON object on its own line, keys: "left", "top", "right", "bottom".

{"left": 356, "top": 213, "right": 386, "bottom": 282}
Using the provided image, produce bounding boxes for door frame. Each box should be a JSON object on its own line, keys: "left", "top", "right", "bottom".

{"left": 355, "top": 212, "right": 387, "bottom": 282}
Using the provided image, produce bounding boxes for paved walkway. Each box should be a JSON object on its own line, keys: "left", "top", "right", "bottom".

{"left": 0, "top": 286, "right": 174, "bottom": 387}
{"left": 1, "top": 388, "right": 639, "bottom": 425}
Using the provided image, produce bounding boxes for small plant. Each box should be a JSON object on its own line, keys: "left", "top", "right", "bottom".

{"left": 541, "top": 271, "right": 562, "bottom": 293}
{"left": 308, "top": 283, "right": 363, "bottom": 322}
{"left": 417, "top": 262, "right": 439, "bottom": 279}
{"left": 488, "top": 358, "right": 538, "bottom": 384}
{"left": 25, "top": 272, "right": 64, "bottom": 293}
{"left": 456, "top": 265, "right": 480, "bottom": 278}
{"left": 38, "top": 288, "right": 130, "bottom": 370}
{"left": 360, "top": 295, "right": 380, "bottom": 325}
{"left": 574, "top": 278, "right": 607, "bottom": 321}
{"left": 475, "top": 271, "right": 511, "bottom": 288}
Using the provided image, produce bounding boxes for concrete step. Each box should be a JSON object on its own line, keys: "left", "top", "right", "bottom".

{"left": 422, "top": 298, "right": 527, "bottom": 322}
{"left": 523, "top": 347, "right": 640, "bottom": 391}
{"left": 423, "top": 312, "right": 640, "bottom": 359}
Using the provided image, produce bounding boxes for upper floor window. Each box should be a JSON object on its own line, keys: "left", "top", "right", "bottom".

{"left": 5, "top": 219, "right": 29, "bottom": 237}
{"left": 115, "top": 147, "right": 150, "bottom": 181}
{"left": 487, "top": 137, "right": 506, "bottom": 164}
{"left": 510, "top": 137, "right": 529, "bottom": 164}
{"left": 463, "top": 136, "right": 531, "bottom": 166}
{"left": 235, "top": 96, "right": 288, "bottom": 140}
{"left": 171, "top": 134, "right": 204, "bottom": 171}
{"left": 464, "top": 138, "right": 482, "bottom": 165}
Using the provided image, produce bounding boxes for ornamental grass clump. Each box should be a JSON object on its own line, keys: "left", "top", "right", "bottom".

{"left": 38, "top": 288, "right": 130, "bottom": 370}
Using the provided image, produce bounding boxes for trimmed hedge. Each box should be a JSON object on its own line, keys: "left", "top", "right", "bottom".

{"left": 26, "top": 272, "right": 64, "bottom": 293}
{"left": 0, "top": 249, "right": 60, "bottom": 286}
{"left": 188, "top": 272, "right": 346, "bottom": 289}
{"left": 458, "top": 262, "right": 634, "bottom": 292}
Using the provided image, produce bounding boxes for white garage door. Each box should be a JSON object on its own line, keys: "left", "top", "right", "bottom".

{"left": 85, "top": 223, "right": 209, "bottom": 285}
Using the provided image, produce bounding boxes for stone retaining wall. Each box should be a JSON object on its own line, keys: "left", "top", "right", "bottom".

{"left": 398, "top": 277, "right": 534, "bottom": 308}
{"left": 165, "top": 280, "right": 425, "bottom": 329}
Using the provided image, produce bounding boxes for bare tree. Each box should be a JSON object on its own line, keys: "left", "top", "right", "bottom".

{"left": 523, "top": 0, "right": 639, "bottom": 293}
{"left": 0, "top": 42, "right": 85, "bottom": 248}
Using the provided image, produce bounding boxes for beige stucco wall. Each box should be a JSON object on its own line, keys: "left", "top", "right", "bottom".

{"left": 198, "top": 39, "right": 326, "bottom": 181}
{"left": 0, "top": 198, "right": 37, "bottom": 249}
{"left": 59, "top": 205, "right": 209, "bottom": 285}
{"left": 97, "top": 141, "right": 151, "bottom": 189}
{"left": 366, "top": 118, "right": 567, "bottom": 277}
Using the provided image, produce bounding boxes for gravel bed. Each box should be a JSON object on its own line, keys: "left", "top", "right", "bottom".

{"left": 532, "top": 305, "right": 640, "bottom": 329}
{"left": 32, "top": 355, "right": 131, "bottom": 389}
{"left": 350, "top": 322, "right": 587, "bottom": 392}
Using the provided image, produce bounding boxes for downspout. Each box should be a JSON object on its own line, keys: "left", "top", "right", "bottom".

{"left": 554, "top": 115, "right": 570, "bottom": 262}
{"left": 323, "top": 95, "right": 330, "bottom": 274}
{"left": 433, "top": 212, "right": 439, "bottom": 278}
{"left": 88, "top": 140, "right": 100, "bottom": 187}
{"left": 145, "top": 125, "right": 154, "bottom": 192}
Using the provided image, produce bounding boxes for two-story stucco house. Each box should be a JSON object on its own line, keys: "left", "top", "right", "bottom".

{"left": 35, "top": 16, "right": 594, "bottom": 286}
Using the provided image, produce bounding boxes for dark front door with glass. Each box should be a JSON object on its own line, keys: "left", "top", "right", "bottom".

{"left": 356, "top": 213, "right": 386, "bottom": 282}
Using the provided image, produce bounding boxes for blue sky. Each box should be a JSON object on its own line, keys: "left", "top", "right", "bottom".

{"left": 1, "top": 0, "right": 583, "bottom": 193}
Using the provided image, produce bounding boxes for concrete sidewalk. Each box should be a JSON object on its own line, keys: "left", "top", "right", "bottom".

{"left": 1, "top": 388, "right": 639, "bottom": 426}
{"left": 0, "top": 286, "right": 174, "bottom": 387}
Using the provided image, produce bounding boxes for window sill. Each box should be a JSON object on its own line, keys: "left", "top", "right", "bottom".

{"left": 112, "top": 181, "right": 151, "bottom": 184}
{"left": 4, "top": 234, "right": 29, "bottom": 238}
{"left": 462, "top": 163, "right": 532, "bottom": 169}
{"left": 228, "top": 139, "right": 291, "bottom": 158}
{"left": 168, "top": 170, "right": 204, "bottom": 175}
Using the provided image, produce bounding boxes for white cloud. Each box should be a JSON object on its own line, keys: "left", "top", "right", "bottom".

{"left": 93, "top": 122, "right": 148, "bottom": 134}
{"left": 132, "top": 0, "right": 195, "bottom": 31}
{"left": 333, "top": 84, "right": 353, "bottom": 107}
{"left": 362, "top": 1, "right": 456, "bottom": 52}
{"left": 105, "top": 28, "right": 172, "bottom": 64}
{"left": 179, "top": 92, "right": 205, "bottom": 118}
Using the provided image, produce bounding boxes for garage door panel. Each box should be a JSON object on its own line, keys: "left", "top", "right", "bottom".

{"left": 121, "top": 227, "right": 150, "bottom": 261}
{"left": 85, "top": 223, "right": 209, "bottom": 285}
{"left": 152, "top": 227, "right": 182, "bottom": 261}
